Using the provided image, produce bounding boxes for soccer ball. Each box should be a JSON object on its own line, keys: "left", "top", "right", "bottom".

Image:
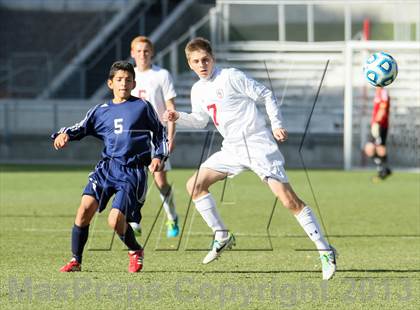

{"left": 363, "top": 52, "right": 398, "bottom": 87}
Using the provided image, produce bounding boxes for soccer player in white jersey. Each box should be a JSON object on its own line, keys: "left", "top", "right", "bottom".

{"left": 164, "top": 37, "right": 337, "bottom": 280}
{"left": 130, "top": 36, "right": 179, "bottom": 237}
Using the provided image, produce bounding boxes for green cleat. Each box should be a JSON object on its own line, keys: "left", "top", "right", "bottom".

{"left": 203, "top": 232, "right": 236, "bottom": 264}
{"left": 321, "top": 246, "right": 338, "bottom": 280}
{"left": 166, "top": 217, "right": 179, "bottom": 238}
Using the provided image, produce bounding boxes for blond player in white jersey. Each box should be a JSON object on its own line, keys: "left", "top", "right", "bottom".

{"left": 130, "top": 36, "right": 179, "bottom": 238}
{"left": 164, "top": 37, "right": 337, "bottom": 280}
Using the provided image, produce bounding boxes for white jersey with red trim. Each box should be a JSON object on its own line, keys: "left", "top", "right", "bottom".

{"left": 131, "top": 64, "right": 177, "bottom": 124}
{"left": 177, "top": 67, "right": 283, "bottom": 143}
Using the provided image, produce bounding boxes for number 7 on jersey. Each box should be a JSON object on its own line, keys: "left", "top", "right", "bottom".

{"left": 207, "top": 104, "right": 219, "bottom": 126}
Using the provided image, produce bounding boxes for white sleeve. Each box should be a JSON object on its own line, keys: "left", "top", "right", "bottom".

{"left": 229, "top": 69, "right": 284, "bottom": 130}
{"left": 177, "top": 111, "right": 209, "bottom": 128}
{"left": 161, "top": 70, "right": 177, "bottom": 101}
{"left": 176, "top": 84, "right": 209, "bottom": 128}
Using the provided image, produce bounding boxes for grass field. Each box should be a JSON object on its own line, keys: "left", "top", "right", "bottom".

{"left": 0, "top": 165, "right": 419, "bottom": 309}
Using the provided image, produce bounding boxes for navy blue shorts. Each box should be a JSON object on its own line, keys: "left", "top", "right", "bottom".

{"left": 83, "top": 159, "right": 148, "bottom": 223}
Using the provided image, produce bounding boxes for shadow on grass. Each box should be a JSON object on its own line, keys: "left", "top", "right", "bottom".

{"left": 76, "top": 268, "right": 420, "bottom": 276}
{"left": 136, "top": 269, "right": 420, "bottom": 274}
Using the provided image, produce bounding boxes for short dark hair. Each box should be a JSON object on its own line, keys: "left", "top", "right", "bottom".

{"left": 108, "top": 60, "right": 135, "bottom": 80}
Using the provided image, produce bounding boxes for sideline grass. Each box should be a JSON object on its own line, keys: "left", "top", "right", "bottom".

{"left": 0, "top": 165, "right": 419, "bottom": 309}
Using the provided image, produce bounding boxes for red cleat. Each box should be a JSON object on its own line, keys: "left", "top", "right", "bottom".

{"left": 60, "top": 259, "right": 81, "bottom": 272}
{"left": 128, "top": 249, "right": 144, "bottom": 273}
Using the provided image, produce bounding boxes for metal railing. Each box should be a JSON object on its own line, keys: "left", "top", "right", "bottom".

{"left": 1, "top": 0, "right": 419, "bottom": 99}
{"left": 38, "top": 0, "right": 185, "bottom": 99}
{"left": 0, "top": 7, "right": 112, "bottom": 98}
{"left": 154, "top": 7, "right": 221, "bottom": 78}
{"left": 90, "top": 0, "right": 209, "bottom": 99}
{"left": 0, "top": 0, "right": 134, "bottom": 11}
{"left": 152, "top": 0, "right": 419, "bottom": 79}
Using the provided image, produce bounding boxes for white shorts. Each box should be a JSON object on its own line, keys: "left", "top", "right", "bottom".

{"left": 201, "top": 131, "right": 288, "bottom": 183}
{"left": 163, "top": 158, "right": 172, "bottom": 172}
{"left": 152, "top": 143, "right": 172, "bottom": 171}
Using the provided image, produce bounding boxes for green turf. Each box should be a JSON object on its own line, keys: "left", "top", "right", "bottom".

{"left": 0, "top": 165, "right": 419, "bottom": 309}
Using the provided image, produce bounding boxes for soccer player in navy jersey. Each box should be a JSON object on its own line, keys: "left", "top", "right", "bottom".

{"left": 53, "top": 60, "right": 168, "bottom": 273}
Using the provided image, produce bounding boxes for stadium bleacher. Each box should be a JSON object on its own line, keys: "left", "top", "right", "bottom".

{"left": 0, "top": 7, "right": 115, "bottom": 98}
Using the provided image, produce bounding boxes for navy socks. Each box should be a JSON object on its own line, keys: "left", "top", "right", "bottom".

{"left": 118, "top": 224, "right": 142, "bottom": 251}
{"left": 71, "top": 222, "right": 141, "bottom": 263}
{"left": 71, "top": 224, "right": 89, "bottom": 263}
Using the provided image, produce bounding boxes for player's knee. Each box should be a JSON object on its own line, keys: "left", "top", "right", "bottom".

{"left": 364, "top": 143, "right": 375, "bottom": 157}
{"left": 155, "top": 180, "right": 164, "bottom": 190}
{"left": 186, "top": 177, "right": 196, "bottom": 196}
{"left": 77, "top": 201, "right": 95, "bottom": 218}
{"left": 77, "top": 204, "right": 89, "bottom": 215}
{"left": 107, "top": 210, "right": 124, "bottom": 231}
{"left": 187, "top": 179, "right": 207, "bottom": 199}
{"left": 107, "top": 215, "right": 118, "bottom": 230}
{"left": 376, "top": 146, "right": 387, "bottom": 157}
{"left": 280, "top": 197, "right": 302, "bottom": 211}
{"left": 154, "top": 176, "right": 167, "bottom": 189}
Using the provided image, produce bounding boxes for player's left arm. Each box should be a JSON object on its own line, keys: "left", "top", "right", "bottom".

{"left": 258, "top": 86, "right": 288, "bottom": 142}
{"left": 230, "top": 69, "right": 287, "bottom": 142}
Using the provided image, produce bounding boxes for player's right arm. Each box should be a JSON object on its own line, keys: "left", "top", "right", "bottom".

{"left": 51, "top": 105, "right": 99, "bottom": 149}
{"left": 53, "top": 133, "right": 70, "bottom": 150}
{"left": 164, "top": 84, "right": 209, "bottom": 128}
{"left": 164, "top": 108, "right": 209, "bottom": 129}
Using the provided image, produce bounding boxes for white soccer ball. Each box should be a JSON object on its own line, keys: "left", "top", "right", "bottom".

{"left": 363, "top": 52, "right": 398, "bottom": 87}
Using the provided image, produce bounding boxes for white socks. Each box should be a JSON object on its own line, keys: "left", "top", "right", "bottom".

{"left": 295, "top": 206, "right": 330, "bottom": 255}
{"left": 159, "top": 185, "right": 177, "bottom": 221}
{"left": 194, "top": 193, "right": 228, "bottom": 240}
{"left": 193, "top": 196, "right": 329, "bottom": 254}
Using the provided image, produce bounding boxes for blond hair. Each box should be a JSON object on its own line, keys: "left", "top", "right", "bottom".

{"left": 185, "top": 37, "right": 213, "bottom": 59}
{"left": 130, "top": 36, "right": 154, "bottom": 54}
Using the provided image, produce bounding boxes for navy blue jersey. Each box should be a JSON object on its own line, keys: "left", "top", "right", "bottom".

{"left": 52, "top": 96, "right": 168, "bottom": 166}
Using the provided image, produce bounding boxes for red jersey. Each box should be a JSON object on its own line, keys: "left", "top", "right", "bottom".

{"left": 371, "top": 87, "right": 390, "bottom": 128}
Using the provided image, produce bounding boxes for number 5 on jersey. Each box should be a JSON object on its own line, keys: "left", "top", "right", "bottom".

{"left": 114, "top": 118, "right": 123, "bottom": 134}
{"left": 207, "top": 104, "right": 219, "bottom": 126}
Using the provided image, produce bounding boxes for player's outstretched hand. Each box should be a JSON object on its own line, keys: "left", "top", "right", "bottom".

{"left": 149, "top": 158, "right": 163, "bottom": 173}
{"left": 163, "top": 110, "right": 179, "bottom": 122}
{"left": 53, "top": 133, "right": 70, "bottom": 150}
{"left": 273, "top": 128, "right": 288, "bottom": 143}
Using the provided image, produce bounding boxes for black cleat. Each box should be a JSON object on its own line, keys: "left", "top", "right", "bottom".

{"left": 378, "top": 168, "right": 392, "bottom": 180}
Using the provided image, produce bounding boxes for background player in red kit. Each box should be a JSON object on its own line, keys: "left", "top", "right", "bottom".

{"left": 364, "top": 87, "right": 392, "bottom": 180}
